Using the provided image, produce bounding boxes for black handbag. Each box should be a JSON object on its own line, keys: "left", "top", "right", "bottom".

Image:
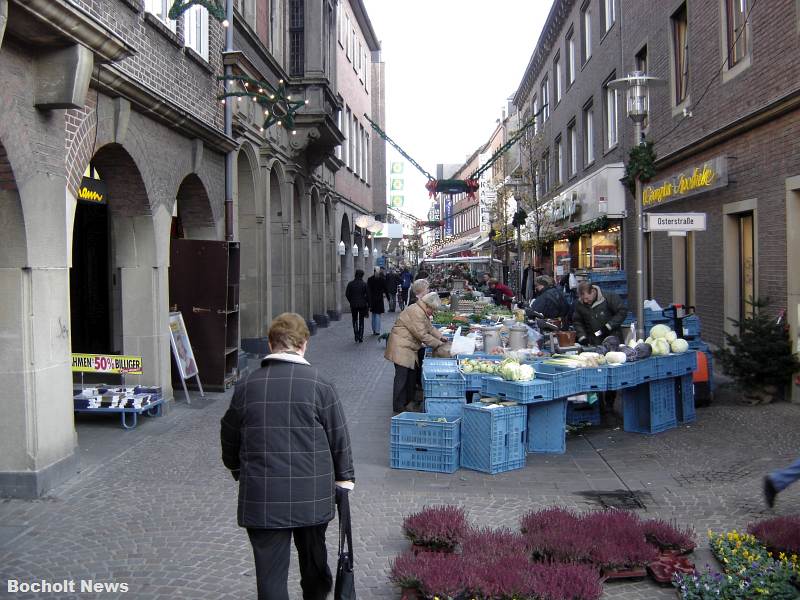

{"left": 334, "top": 487, "right": 356, "bottom": 600}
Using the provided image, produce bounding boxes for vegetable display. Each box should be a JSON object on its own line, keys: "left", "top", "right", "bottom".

{"left": 647, "top": 324, "right": 691, "bottom": 354}
{"left": 497, "top": 358, "right": 535, "bottom": 382}
{"left": 460, "top": 359, "right": 500, "bottom": 375}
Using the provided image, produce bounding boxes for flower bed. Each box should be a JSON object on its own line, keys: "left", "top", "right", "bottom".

{"left": 748, "top": 515, "right": 800, "bottom": 557}
{"left": 402, "top": 505, "right": 468, "bottom": 551}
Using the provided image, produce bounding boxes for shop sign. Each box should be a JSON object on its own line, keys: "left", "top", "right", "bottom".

{"left": 77, "top": 177, "right": 107, "bottom": 204}
{"left": 72, "top": 353, "right": 143, "bottom": 374}
{"left": 642, "top": 156, "right": 728, "bottom": 209}
{"left": 551, "top": 192, "right": 580, "bottom": 222}
{"left": 647, "top": 212, "right": 707, "bottom": 231}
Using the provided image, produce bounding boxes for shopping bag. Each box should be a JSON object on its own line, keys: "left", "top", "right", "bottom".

{"left": 334, "top": 488, "right": 356, "bottom": 600}
{"left": 449, "top": 327, "right": 476, "bottom": 356}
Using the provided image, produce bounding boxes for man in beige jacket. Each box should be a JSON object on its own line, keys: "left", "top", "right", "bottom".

{"left": 384, "top": 292, "right": 450, "bottom": 414}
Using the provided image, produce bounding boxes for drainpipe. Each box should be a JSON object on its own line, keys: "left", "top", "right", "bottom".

{"left": 224, "top": 0, "right": 234, "bottom": 240}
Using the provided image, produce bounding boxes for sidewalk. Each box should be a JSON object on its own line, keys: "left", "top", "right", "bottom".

{"left": 1, "top": 315, "right": 799, "bottom": 599}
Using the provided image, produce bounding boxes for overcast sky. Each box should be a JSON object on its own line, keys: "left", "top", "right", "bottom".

{"left": 361, "top": 0, "right": 552, "bottom": 219}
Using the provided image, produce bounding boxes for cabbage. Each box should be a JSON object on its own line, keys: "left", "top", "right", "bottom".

{"left": 650, "top": 324, "right": 672, "bottom": 339}
{"left": 518, "top": 364, "right": 535, "bottom": 381}
{"left": 670, "top": 338, "right": 689, "bottom": 353}
{"left": 651, "top": 338, "right": 671, "bottom": 356}
{"left": 606, "top": 351, "right": 627, "bottom": 365}
{"left": 665, "top": 331, "right": 678, "bottom": 343}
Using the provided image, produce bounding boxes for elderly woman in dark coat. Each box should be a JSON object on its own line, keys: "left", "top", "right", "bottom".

{"left": 221, "top": 313, "right": 354, "bottom": 600}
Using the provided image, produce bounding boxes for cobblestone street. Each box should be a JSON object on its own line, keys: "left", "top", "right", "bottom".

{"left": 2, "top": 316, "right": 800, "bottom": 599}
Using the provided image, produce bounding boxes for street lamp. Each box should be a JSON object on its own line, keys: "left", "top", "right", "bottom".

{"left": 355, "top": 214, "right": 374, "bottom": 229}
{"left": 608, "top": 71, "right": 665, "bottom": 339}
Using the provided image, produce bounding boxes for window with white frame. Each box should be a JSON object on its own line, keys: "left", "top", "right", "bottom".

{"left": 581, "top": 1, "right": 592, "bottom": 64}
{"left": 583, "top": 100, "right": 595, "bottom": 165}
{"left": 726, "top": 0, "right": 751, "bottom": 68}
{"left": 365, "top": 132, "right": 370, "bottom": 184}
{"left": 145, "top": 0, "right": 177, "bottom": 32}
{"left": 337, "top": 4, "right": 344, "bottom": 46}
{"left": 568, "top": 121, "right": 577, "bottom": 177}
{"left": 346, "top": 15, "right": 352, "bottom": 60}
{"left": 353, "top": 115, "right": 360, "bottom": 175}
{"left": 554, "top": 54, "right": 562, "bottom": 104}
{"left": 183, "top": 5, "right": 209, "bottom": 60}
{"left": 554, "top": 136, "right": 563, "bottom": 186}
{"left": 671, "top": 3, "right": 688, "bottom": 105}
{"left": 336, "top": 109, "right": 343, "bottom": 160}
{"left": 541, "top": 76, "right": 550, "bottom": 121}
{"left": 604, "top": 77, "right": 618, "bottom": 148}
{"left": 533, "top": 97, "right": 539, "bottom": 133}
{"left": 344, "top": 107, "right": 351, "bottom": 167}
{"left": 603, "top": 0, "right": 615, "bottom": 32}
{"left": 567, "top": 29, "right": 576, "bottom": 86}
{"left": 541, "top": 151, "right": 550, "bottom": 195}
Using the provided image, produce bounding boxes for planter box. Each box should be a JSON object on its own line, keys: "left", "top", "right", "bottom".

{"left": 602, "top": 566, "right": 648, "bottom": 580}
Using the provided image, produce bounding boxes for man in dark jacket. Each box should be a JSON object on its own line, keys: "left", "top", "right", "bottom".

{"left": 385, "top": 269, "right": 401, "bottom": 312}
{"left": 573, "top": 281, "right": 627, "bottom": 345}
{"left": 345, "top": 269, "right": 369, "bottom": 342}
{"left": 221, "top": 313, "right": 354, "bottom": 600}
{"left": 367, "top": 268, "right": 387, "bottom": 335}
{"left": 527, "top": 275, "right": 569, "bottom": 321}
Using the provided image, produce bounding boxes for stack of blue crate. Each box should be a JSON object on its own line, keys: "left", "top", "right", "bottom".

{"left": 422, "top": 360, "right": 467, "bottom": 418}
{"left": 680, "top": 314, "right": 714, "bottom": 392}
{"left": 390, "top": 412, "right": 461, "bottom": 473}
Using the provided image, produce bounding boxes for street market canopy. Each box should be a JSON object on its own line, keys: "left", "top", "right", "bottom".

{"left": 432, "top": 234, "right": 482, "bottom": 258}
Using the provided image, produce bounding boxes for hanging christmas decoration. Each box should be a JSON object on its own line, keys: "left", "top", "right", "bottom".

{"left": 169, "top": 0, "right": 227, "bottom": 24}
{"left": 217, "top": 75, "right": 308, "bottom": 133}
{"left": 540, "top": 216, "right": 610, "bottom": 245}
{"left": 621, "top": 141, "right": 657, "bottom": 195}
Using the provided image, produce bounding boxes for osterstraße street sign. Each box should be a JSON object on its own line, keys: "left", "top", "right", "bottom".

{"left": 646, "top": 213, "right": 707, "bottom": 232}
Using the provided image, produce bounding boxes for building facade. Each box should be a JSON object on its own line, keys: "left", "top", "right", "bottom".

{"left": 0, "top": 0, "right": 385, "bottom": 498}
{"left": 622, "top": 0, "right": 800, "bottom": 384}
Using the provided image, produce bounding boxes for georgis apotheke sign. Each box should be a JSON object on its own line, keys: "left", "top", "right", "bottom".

{"left": 642, "top": 156, "right": 728, "bottom": 209}
{"left": 77, "top": 176, "right": 108, "bottom": 204}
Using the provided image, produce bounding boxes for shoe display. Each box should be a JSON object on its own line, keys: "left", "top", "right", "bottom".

{"left": 764, "top": 476, "right": 777, "bottom": 508}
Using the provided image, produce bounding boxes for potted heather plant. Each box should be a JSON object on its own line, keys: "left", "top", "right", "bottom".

{"left": 526, "top": 562, "right": 604, "bottom": 600}
{"left": 520, "top": 507, "right": 595, "bottom": 563}
{"left": 389, "top": 550, "right": 424, "bottom": 600}
{"left": 413, "top": 551, "right": 465, "bottom": 600}
{"left": 582, "top": 510, "right": 658, "bottom": 578}
{"left": 402, "top": 505, "right": 468, "bottom": 552}
{"left": 748, "top": 515, "right": 800, "bottom": 557}
{"left": 641, "top": 518, "right": 697, "bottom": 555}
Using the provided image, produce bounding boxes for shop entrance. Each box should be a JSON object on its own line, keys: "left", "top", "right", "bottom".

{"left": 70, "top": 168, "right": 112, "bottom": 354}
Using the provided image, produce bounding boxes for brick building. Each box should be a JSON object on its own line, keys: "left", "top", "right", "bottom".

{"left": 0, "top": 0, "right": 385, "bottom": 498}
{"left": 621, "top": 0, "right": 800, "bottom": 388}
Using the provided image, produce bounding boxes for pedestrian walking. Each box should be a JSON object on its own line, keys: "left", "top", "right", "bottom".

{"left": 384, "top": 292, "right": 450, "bottom": 414}
{"left": 367, "top": 267, "right": 387, "bottom": 335}
{"left": 220, "top": 313, "right": 355, "bottom": 600}
{"left": 344, "top": 269, "right": 369, "bottom": 343}
{"left": 385, "top": 269, "right": 401, "bottom": 312}
{"left": 399, "top": 267, "right": 413, "bottom": 310}
{"left": 764, "top": 459, "right": 800, "bottom": 507}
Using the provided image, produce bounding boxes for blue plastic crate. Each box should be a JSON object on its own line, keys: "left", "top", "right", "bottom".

{"left": 652, "top": 354, "right": 679, "bottom": 379}
{"left": 460, "top": 404, "right": 527, "bottom": 474}
{"left": 637, "top": 358, "right": 657, "bottom": 383}
{"left": 673, "top": 351, "right": 697, "bottom": 375}
{"left": 534, "top": 363, "right": 581, "bottom": 398}
{"left": 390, "top": 412, "right": 461, "bottom": 449}
{"left": 423, "top": 358, "right": 459, "bottom": 370}
{"left": 483, "top": 376, "right": 554, "bottom": 404}
{"left": 580, "top": 367, "right": 608, "bottom": 392}
{"left": 423, "top": 369, "right": 466, "bottom": 399}
{"left": 622, "top": 380, "right": 678, "bottom": 434}
{"left": 675, "top": 374, "right": 696, "bottom": 423}
{"left": 681, "top": 315, "right": 701, "bottom": 338}
{"left": 589, "top": 271, "right": 627, "bottom": 283}
{"left": 425, "top": 397, "right": 467, "bottom": 419}
{"left": 424, "top": 347, "right": 433, "bottom": 358}
{"left": 526, "top": 398, "right": 567, "bottom": 453}
{"left": 606, "top": 362, "right": 639, "bottom": 390}
{"left": 566, "top": 401, "right": 601, "bottom": 426}
{"left": 458, "top": 355, "right": 503, "bottom": 392}
{"left": 390, "top": 444, "right": 460, "bottom": 473}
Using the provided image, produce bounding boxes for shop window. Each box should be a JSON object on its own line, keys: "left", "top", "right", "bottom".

{"left": 578, "top": 234, "right": 592, "bottom": 269}
{"left": 591, "top": 225, "right": 621, "bottom": 270}
{"left": 183, "top": 5, "right": 209, "bottom": 61}
{"left": 671, "top": 3, "right": 689, "bottom": 106}
{"left": 738, "top": 212, "right": 755, "bottom": 321}
{"left": 553, "top": 240, "right": 571, "bottom": 275}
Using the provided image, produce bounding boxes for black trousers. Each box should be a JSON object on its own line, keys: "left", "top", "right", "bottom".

{"left": 247, "top": 524, "right": 332, "bottom": 600}
{"left": 393, "top": 364, "right": 417, "bottom": 412}
{"left": 416, "top": 347, "right": 426, "bottom": 389}
{"left": 350, "top": 310, "right": 365, "bottom": 340}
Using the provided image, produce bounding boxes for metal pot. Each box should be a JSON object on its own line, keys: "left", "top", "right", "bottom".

{"left": 482, "top": 326, "right": 502, "bottom": 352}
{"left": 508, "top": 324, "right": 529, "bottom": 351}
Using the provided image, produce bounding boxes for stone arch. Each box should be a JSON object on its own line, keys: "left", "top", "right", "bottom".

{"left": 173, "top": 174, "right": 216, "bottom": 240}
{"left": 0, "top": 140, "right": 26, "bottom": 268}
{"left": 237, "top": 144, "right": 265, "bottom": 343}
{"left": 292, "top": 178, "right": 309, "bottom": 318}
{"left": 269, "top": 162, "right": 288, "bottom": 318}
{"left": 70, "top": 143, "right": 160, "bottom": 386}
{"left": 324, "top": 197, "right": 337, "bottom": 314}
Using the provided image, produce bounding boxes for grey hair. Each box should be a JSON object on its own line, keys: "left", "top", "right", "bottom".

{"left": 411, "top": 279, "right": 429, "bottom": 296}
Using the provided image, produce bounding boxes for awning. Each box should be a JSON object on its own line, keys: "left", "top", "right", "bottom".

{"left": 434, "top": 234, "right": 481, "bottom": 257}
{"left": 470, "top": 235, "right": 492, "bottom": 251}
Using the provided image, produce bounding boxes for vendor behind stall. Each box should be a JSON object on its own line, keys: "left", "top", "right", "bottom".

{"left": 573, "top": 281, "right": 627, "bottom": 345}
{"left": 526, "top": 275, "right": 570, "bottom": 322}
{"left": 488, "top": 278, "right": 514, "bottom": 309}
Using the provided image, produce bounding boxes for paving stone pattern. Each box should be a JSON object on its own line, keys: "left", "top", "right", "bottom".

{"left": 1, "top": 316, "right": 800, "bottom": 599}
